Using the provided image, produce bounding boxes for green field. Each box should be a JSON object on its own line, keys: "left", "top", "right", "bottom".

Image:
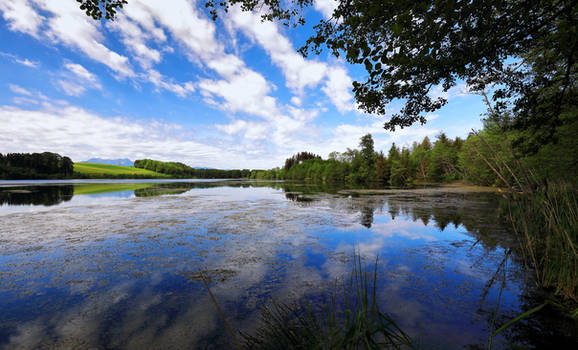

{"left": 74, "top": 163, "right": 169, "bottom": 178}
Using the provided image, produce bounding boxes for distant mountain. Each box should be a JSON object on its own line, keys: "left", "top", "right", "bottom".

{"left": 80, "top": 158, "right": 134, "bottom": 167}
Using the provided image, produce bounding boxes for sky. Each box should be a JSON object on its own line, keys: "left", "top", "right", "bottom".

{"left": 0, "top": 0, "right": 487, "bottom": 169}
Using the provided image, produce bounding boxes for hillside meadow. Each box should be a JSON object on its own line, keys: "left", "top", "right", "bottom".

{"left": 73, "top": 163, "right": 169, "bottom": 179}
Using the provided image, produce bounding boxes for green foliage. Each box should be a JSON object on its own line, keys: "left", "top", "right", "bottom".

{"left": 427, "top": 133, "right": 462, "bottom": 182}
{"left": 284, "top": 152, "right": 321, "bottom": 171}
{"left": 134, "top": 158, "right": 250, "bottom": 179}
{"left": 262, "top": 120, "right": 576, "bottom": 189}
{"left": 81, "top": 0, "right": 576, "bottom": 143}
{"left": 359, "top": 133, "right": 376, "bottom": 167}
{"left": 301, "top": 0, "right": 577, "bottom": 136}
{"left": 504, "top": 183, "right": 578, "bottom": 301}
{"left": 76, "top": 0, "right": 127, "bottom": 20}
{"left": 375, "top": 152, "right": 389, "bottom": 185}
{"left": 409, "top": 138, "right": 431, "bottom": 182}
{"left": 459, "top": 124, "right": 511, "bottom": 186}
{"left": 520, "top": 118, "right": 578, "bottom": 183}
{"left": 74, "top": 163, "right": 168, "bottom": 178}
{"left": 387, "top": 143, "right": 400, "bottom": 162}
{"left": 0, "top": 152, "right": 74, "bottom": 179}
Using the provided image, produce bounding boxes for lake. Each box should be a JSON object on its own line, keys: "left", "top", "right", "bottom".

{"left": 0, "top": 180, "right": 575, "bottom": 349}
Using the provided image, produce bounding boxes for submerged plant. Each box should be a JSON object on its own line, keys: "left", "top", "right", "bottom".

{"left": 241, "top": 255, "right": 414, "bottom": 349}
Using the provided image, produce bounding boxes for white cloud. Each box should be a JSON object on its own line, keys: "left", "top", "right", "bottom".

{"left": 133, "top": 0, "right": 221, "bottom": 63}
{"left": 0, "top": 1, "right": 202, "bottom": 98}
{"left": 227, "top": 6, "right": 355, "bottom": 112}
{"left": 322, "top": 67, "right": 355, "bottom": 113}
{"left": 0, "top": 0, "right": 135, "bottom": 77}
{"left": 15, "top": 58, "right": 39, "bottom": 68}
{"left": 0, "top": 0, "right": 43, "bottom": 37}
{"left": 198, "top": 68, "right": 279, "bottom": 120}
{"left": 12, "top": 96, "right": 40, "bottom": 105}
{"left": 56, "top": 80, "right": 87, "bottom": 97}
{"left": 35, "top": 0, "right": 134, "bottom": 77}
{"left": 290, "top": 96, "right": 302, "bottom": 106}
{"left": 290, "top": 118, "right": 440, "bottom": 160}
{"left": 7, "top": 84, "right": 54, "bottom": 107}
{"left": 0, "top": 52, "right": 40, "bottom": 68}
{"left": 314, "top": 0, "right": 339, "bottom": 19}
{"left": 1, "top": 0, "right": 444, "bottom": 164}
{"left": 228, "top": 7, "right": 328, "bottom": 92}
{"left": 116, "top": 0, "right": 274, "bottom": 103}
{"left": 146, "top": 69, "right": 195, "bottom": 97}
{"left": 429, "top": 82, "right": 471, "bottom": 101}
{"left": 9, "top": 84, "right": 33, "bottom": 96}
{"left": 65, "top": 63, "right": 98, "bottom": 83}
{"left": 215, "top": 120, "right": 270, "bottom": 140}
{"left": 109, "top": 12, "right": 163, "bottom": 69}
{"left": 55, "top": 63, "right": 102, "bottom": 97}
{"left": 0, "top": 103, "right": 280, "bottom": 168}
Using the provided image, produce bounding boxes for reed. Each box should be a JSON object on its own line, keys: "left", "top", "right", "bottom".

{"left": 241, "top": 255, "right": 414, "bottom": 349}
{"left": 504, "top": 182, "right": 578, "bottom": 301}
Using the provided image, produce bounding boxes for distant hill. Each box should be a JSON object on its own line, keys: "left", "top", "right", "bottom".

{"left": 74, "top": 163, "right": 168, "bottom": 178}
{"left": 80, "top": 158, "right": 134, "bottom": 167}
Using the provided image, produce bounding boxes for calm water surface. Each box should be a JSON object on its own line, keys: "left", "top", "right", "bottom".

{"left": 0, "top": 181, "right": 575, "bottom": 349}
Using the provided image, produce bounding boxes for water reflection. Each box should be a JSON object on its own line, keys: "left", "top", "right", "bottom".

{"left": 0, "top": 185, "right": 73, "bottom": 206}
{"left": 0, "top": 181, "right": 574, "bottom": 349}
{"left": 134, "top": 183, "right": 206, "bottom": 197}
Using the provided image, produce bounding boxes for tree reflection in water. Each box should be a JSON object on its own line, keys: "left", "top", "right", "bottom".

{"left": 0, "top": 185, "right": 73, "bottom": 206}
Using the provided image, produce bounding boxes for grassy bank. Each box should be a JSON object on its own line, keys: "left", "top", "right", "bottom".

{"left": 503, "top": 183, "right": 578, "bottom": 302}
{"left": 73, "top": 163, "right": 169, "bottom": 179}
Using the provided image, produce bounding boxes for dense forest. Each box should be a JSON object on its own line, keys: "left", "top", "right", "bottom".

{"left": 134, "top": 158, "right": 251, "bottom": 179}
{"left": 251, "top": 117, "right": 577, "bottom": 189}
{"left": 0, "top": 152, "right": 74, "bottom": 179}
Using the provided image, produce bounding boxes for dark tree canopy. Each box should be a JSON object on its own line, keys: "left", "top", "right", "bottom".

{"left": 134, "top": 159, "right": 251, "bottom": 178}
{"left": 284, "top": 152, "right": 321, "bottom": 170}
{"left": 302, "top": 0, "right": 577, "bottom": 132}
{"left": 0, "top": 152, "right": 74, "bottom": 179}
{"left": 359, "top": 133, "right": 375, "bottom": 165}
{"left": 76, "top": 0, "right": 127, "bottom": 20}
{"left": 77, "top": 0, "right": 577, "bottom": 139}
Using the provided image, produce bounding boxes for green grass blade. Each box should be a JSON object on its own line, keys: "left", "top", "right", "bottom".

{"left": 491, "top": 302, "right": 548, "bottom": 337}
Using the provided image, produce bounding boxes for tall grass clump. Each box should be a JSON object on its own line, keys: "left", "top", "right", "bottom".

{"left": 241, "top": 255, "right": 414, "bottom": 349}
{"left": 504, "top": 182, "right": 577, "bottom": 301}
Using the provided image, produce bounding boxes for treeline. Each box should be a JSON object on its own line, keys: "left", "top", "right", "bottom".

{"left": 0, "top": 152, "right": 74, "bottom": 179}
{"left": 134, "top": 158, "right": 252, "bottom": 179}
{"left": 251, "top": 119, "right": 577, "bottom": 188}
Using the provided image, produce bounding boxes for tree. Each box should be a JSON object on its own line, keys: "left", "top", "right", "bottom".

{"left": 0, "top": 152, "right": 73, "bottom": 179}
{"left": 77, "top": 1, "right": 576, "bottom": 138}
{"left": 387, "top": 143, "right": 400, "bottom": 162}
{"left": 284, "top": 152, "right": 321, "bottom": 170}
{"left": 390, "top": 147, "right": 411, "bottom": 187}
{"left": 303, "top": 0, "right": 577, "bottom": 135}
{"left": 375, "top": 152, "right": 389, "bottom": 185}
{"left": 359, "top": 133, "right": 375, "bottom": 167}
{"left": 410, "top": 137, "right": 432, "bottom": 181}
{"left": 428, "top": 133, "right": 463, "bottom": 182}
{"left": 76, "top": 0, "right": 127, "bottom": 20}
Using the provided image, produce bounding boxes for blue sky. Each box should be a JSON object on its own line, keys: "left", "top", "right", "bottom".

{"left": 0, "top": 0, "right": 486, "bottom": 169}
